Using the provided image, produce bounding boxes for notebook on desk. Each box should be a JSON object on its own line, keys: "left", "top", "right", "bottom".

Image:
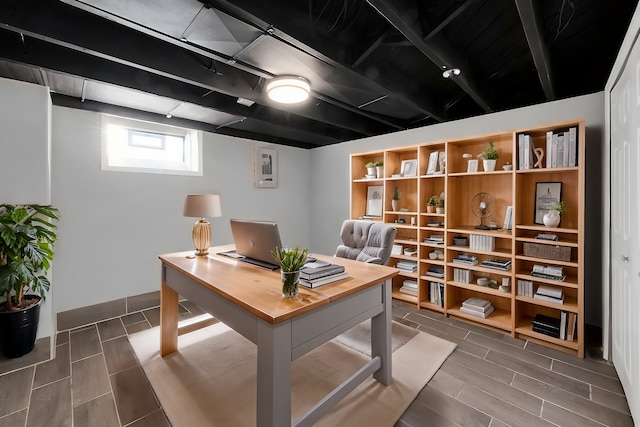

{"left": 220, "top": 219, "right": 283, "bottom": 270}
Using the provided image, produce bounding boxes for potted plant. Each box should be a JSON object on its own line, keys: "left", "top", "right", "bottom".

{"left": 375, "top": 161, "right": 384, "bottom": 178}
{"left": 391, "top": 186, "right": 401, "bottom": 211}
{"left": 543, "top": 201, "right": 566, "bottom": 228}
{"left": 0, "top": 204, "right": 59, "bottom": 358}
{"left": 271, "top": 246, "right": 308, "bottom": 297}
{"left": 478, "top": 141, "right": 499, "bottom": 172}
{"left": 436, "top": 197, "right": 445, "bottom": 214}
{"left": 365, "top": 161, "right": 376, "bottom": 177}
{"left": 427, "top": 195, "right": 439, "bottom": 213}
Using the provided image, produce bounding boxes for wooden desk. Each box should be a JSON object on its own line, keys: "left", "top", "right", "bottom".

{"left": 159, "top": 245, "right": 399, "bottom": 427}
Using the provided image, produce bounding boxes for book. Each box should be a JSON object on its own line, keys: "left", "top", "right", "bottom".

{"left": 460, "top": 305, "right": 495, "bottom": 318}
{"left": 532, "top": 314, "right": 561, "bottom": 331}
{"left": 536, "top": 285, "right": 563, "bottom": 299}
{"left": 560, "top": 310, "right": 568, "bottom": 340}
{"left": 533, "top": 325, "right": 561, "bottom": 339}
{"left": 567, "top": 312, "right": 577, "bottom": 341}
{"left": 568, "top": 126, "right": 577, "bottom": 167}
{"left": 399, "top": 285, "right": 418, "bottom": 296}
{"left": 299, "top": 262, "right": 345, "bottom": 280}
{"left": 533, "top": 293, "right": 564, "bottom": 304}
{"left": 299, "top": 272, "right": 348, "bottom": 288}
{"left": 462, "top": 297, "right": 492, "bottom": 310}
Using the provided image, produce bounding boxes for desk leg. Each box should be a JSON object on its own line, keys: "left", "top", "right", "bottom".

{"left": 256, "top": 319, "right": 292, "bottom": 427}
{"left": 160, "top": 281, "right": 179, "bottom": 356}
{"left": 371, "top": 278, "right": 392, "bottom": 385}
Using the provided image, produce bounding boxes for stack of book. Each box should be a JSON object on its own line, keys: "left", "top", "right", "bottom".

{"left": 517, "top": 279, "right": 534, "bottom": 297}
{"left": 532, "top": 312, "right": 578, "bottom": 341}
{"left": 534, "top": 285, "right": 564, "bottom": 304}
{"left": 546, "top": 127, "right": 578, "bottom": 168}
{"left": 531, "top": 264, "right": 565, "bottom": 281}
{"left": 424, "top": 234, "right": 445, "bottom": 244}
{"left": 397, "top": 260, "right": 418, "bottom": 272}
{"left": 399, "top": 280, "right": 418, "bottom": 296}
{"left": 469, "top": 234, "right": 495, "bottom": 251}
{"left": 460, "top": 297, "right": 494, "bottom": 318}
{"left": 298, "top": 261, "right": 347, "bottom": 288}
{"left": 453, "top": 267, "right": 473, "bottom": 284}
{"left": 429, "top": 282, "right": 444, "bottom": 307}
{"left": 480, "top": 258, "right": 511, "bottom": 271}
{"left": 453, "top": 253, "right": 478, "bottom": 265}
{"left": 426, "top": 266, "right": 444, "bottom": 278}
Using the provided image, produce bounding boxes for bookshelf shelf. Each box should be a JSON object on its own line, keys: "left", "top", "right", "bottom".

{"left": 349, "top": 119, "right": 585, "bottom": 357}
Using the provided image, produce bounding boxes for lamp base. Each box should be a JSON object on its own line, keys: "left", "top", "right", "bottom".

{"left": 192, "top": 219, "right": 212, "bottom": 256}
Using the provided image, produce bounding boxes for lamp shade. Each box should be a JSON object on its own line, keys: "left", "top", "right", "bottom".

{"left": 183, "top": 194, "right": 222, "bottom": 218}
{"left": 266, "top": 76, "right": 310, "bottom": 104}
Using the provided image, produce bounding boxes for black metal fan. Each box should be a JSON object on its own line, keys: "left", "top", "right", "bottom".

{"left": 471, "top": 192, "right": 496, "bottom": 230}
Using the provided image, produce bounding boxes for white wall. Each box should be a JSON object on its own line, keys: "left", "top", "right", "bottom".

{"left": 308, "top": 93, "right": 606, "bottom": 327}
{"left": 51, "top": 107, "right": 310, "bottom": 313}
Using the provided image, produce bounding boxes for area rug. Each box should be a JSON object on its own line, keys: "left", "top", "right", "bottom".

{"left": 130, "top": 319, "right": 456, "bottom": 427}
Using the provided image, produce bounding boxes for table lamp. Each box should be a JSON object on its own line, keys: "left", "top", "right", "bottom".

{"left": 183, "top": 194, "right": 222, "bottom": 256}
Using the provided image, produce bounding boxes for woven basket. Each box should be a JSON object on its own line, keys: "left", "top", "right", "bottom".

{"left": 523, "top": 242, "right": 571, "bottom": 262}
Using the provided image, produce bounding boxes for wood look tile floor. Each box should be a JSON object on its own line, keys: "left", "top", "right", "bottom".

{"left": 0, "top": 300, "right": 633, "bottom": 427}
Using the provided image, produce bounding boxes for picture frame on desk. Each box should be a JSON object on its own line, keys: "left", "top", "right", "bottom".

{"left": 401, "top": 159, "right": 418, "bottom": 177}
{"left": 534, "top": 182, "right": 561, "bottom": 224}
{"left": 255, "top": 147, "right": 277, "bottom": 188}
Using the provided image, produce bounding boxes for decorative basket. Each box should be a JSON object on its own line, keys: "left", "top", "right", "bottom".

{"left": 523, "top": 242, "right": 571, "bottom": 262}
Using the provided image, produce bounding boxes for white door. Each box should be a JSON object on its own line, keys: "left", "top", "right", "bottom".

{"left": 610, "top": 34, "right": 640, "bottom": 421}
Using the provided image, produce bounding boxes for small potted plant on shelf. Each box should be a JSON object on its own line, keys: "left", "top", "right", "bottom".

{"left": 543, "top": 201, "right": 566, "bottom": 228}
{"left": 391, "top": 186, "right": 401, "bottom": 211}
{"left": 478, "top": 141, "right": 499, "bottom": 172}
{"left": 271, "top": 246, "right": 309, "bottom": 297}
{"left": 365, "top": 162, "right": 376, "bottom": 177}
{"left": 375, "top": 161, "right": 384, "bottom": 178}
{"left": 427, "top": 195, "right": 439, "bottom": 213}
{"left": 0, "top": 204, "right": 59, "bottom": 358}
{"left": 436, "top": 197, "right": 445, "bottom": 214}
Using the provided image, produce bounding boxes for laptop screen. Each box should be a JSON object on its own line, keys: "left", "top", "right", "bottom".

{"left": 226, "top": 219, "right": 283, "bottom": 270}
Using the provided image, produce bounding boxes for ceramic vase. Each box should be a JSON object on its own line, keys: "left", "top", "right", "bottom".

{"left": 543, "top": 211, "right": 561, "bottom": 227}
{"left": 483, "top": 159, "right": 496, "bottom": 172}
{"left": 392, "top": 199, "right": 400, "bottom": 212}
{"left": 376, "top": 166, "right": 383, "bottom": 178}
{"left": 281, "top": 271, "right": 300, "bottom": 297}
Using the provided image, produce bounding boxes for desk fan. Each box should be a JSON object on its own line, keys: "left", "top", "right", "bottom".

{"left": 472, "top": 192, "right": 495, "bottom": 230}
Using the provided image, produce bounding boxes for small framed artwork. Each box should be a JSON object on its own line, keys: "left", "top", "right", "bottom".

{"left": 401, "top": 159, "right": 418, "bottom": 177}
{"left": 426, "top": 152, "right": 438, "bottom": 175}
{"left": 467, "top": 159, "right": 478, "bottom": 173}
{"left": 255, "top": 147, "right": 277, "bottom": 188}
{"left": 534, "top": 182, "right": 561, "bottom": 224}
{"left": 366, "top": 185, "right": 383, "bottom": 217}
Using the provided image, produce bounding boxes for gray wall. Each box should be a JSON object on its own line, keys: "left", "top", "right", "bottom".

{"left": 51, "top": 107, "right": 311, "bottom": 313}
{"left": 308, "top": 92, "right": 605, "bottom": 327}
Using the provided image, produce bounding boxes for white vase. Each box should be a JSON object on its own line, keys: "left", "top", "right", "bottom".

{"left": 543, "top": 211, "right": 561, "bottom": 227}
{"left": 376, "top": 166, "right": 383, "bottom": 178}
{"left": 392, "top": 199, "right": 400, "bottom": 212}
{"left": 367, "top": 167, "right": 376, "bottom": 176}
{"left": 483, "top": 159, "right": 496, "bottom": 172}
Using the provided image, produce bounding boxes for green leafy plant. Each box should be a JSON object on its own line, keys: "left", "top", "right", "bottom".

{"left": 365, "top": 161, "right": 376, "bottom": 169}
{"left": 0, "top": 205, "right": 59, "bottom": 311}
{"left": 392, "top": 186, "right": 401, "bottom": 201}
{"left": 551, "top": 201, "right": 567, "bottom": 214}
{"left": 271, "top": 246, "right": 309, "bottom": 272}
{"left": 478, "top": 141, "right": 499, "bottom": 160}
{"left": 428, "top": 195, "right": 439, "bottom": 206}
{"left": 374, "top": 161, "right": 384, "bottom": 167}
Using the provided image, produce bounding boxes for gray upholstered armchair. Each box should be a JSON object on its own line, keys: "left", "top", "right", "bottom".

{"left": 334, "top": 220, "right": 397, "bottom": 265}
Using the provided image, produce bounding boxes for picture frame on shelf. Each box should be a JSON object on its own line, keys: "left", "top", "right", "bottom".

{"left": 467, "top": 159, "right": 478, "bottom": 173}
{"left": 255, "top": 147, "right": 277, "bottom": 188}
{"left": 534, "top": 182, "right": 562, "bottom": 224}
{"left": 401, "top": 159, "right": 418, "bottom": 177}
{"left": 426, "top": 152, "right": 438, "bottom": 175}
{"left": 365, "top": 185, "right": 383, "bottom": 217}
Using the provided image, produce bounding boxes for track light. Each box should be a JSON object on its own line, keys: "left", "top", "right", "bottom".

{"left": 442, "top": 68, "right": 461, "bottom": 79}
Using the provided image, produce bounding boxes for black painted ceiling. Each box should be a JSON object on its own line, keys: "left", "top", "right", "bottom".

{"left": 0, "top": 0, "right": 636, "bottom": 149}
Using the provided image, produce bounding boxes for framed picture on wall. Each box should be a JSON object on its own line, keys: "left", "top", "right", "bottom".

{"left": 534, "top": 182, "right": 561, "bottom": 224}
{"left": 255, "top": 147, "right": 277, "bottom": 188}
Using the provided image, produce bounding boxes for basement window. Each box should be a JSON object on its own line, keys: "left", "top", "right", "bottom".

{"left": 101, "top": 115, "right": 202, "bottom": 176}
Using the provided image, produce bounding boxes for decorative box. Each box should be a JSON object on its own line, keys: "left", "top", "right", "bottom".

{"left": 523, "top": 242, "right": 571, "bottom": 262}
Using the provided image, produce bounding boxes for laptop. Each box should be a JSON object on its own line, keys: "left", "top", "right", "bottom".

{"left": 221, "top": 219, "right": 283, "bottom": 270}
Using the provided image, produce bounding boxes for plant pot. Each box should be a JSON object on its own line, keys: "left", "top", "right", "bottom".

{"left": 427, "top": 205, "right": 436, "bottom": 213}
{"left": 366, "top": 167, "right": 376, "bottom": 176}
{"left": 376, "top": 166, "right": 383, "bottom": 178}
{"left": 0, "top": 296, "right": 41, "bottom": 358}
{"left": 281, "top": 271, "right": 300, "bottom": 297}
{"left": 392, "top": 199, "right": 400, "bottom": 212}
{"left": 543, "top": 211, "right": 561, "bottom": 228}
{"left": 483, "top": 159, "right": 496, "bottom": 172}
{"left": 436, "top": 207, "right": 445, "bottom": 214}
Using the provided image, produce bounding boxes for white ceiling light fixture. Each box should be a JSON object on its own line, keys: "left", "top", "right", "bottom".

{"left": 442, "top": 68, "right": 461, "bottom": 79}
{"left": 266, "top": 76, "right": 311, "bottom": 104}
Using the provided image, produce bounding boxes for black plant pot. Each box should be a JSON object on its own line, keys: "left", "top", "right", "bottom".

{"left": 0, "top": 296, "right": 41, "bottom": 358}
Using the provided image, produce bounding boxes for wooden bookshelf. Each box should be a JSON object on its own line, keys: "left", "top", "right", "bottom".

{"left": 349, "top": 119, "right": 585, "bottom": 357}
